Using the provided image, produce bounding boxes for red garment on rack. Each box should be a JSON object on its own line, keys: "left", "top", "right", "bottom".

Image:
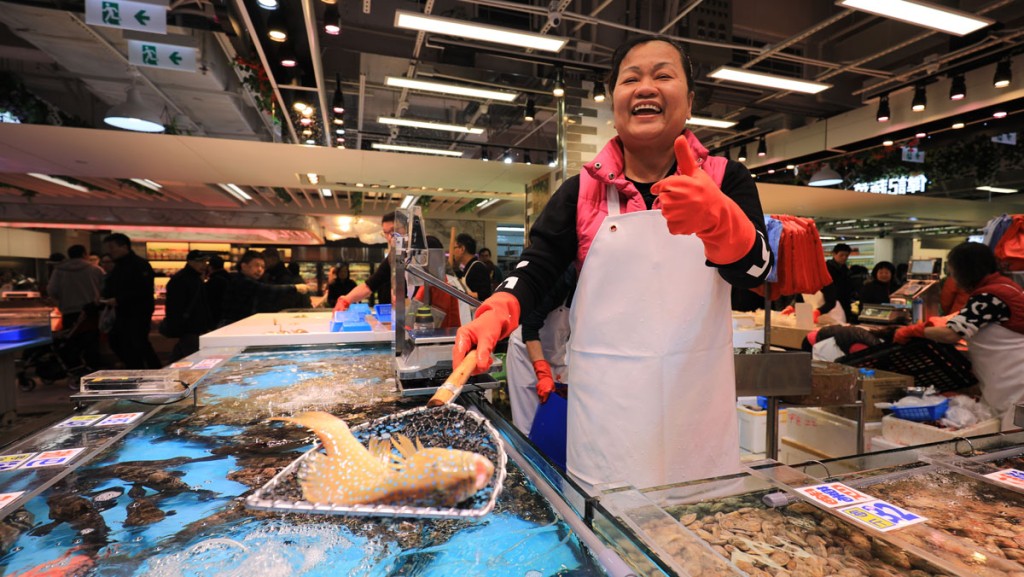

{"left": 752, "top": 215, "right": 832, "bottom": 300}
{"left": 994, "top": 215, "right": 1024, "bottom": 272}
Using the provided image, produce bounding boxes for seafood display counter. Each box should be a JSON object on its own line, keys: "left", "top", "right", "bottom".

{"left": 199, "top": 311, "right": 393, "bottom": 349}
{"left": 0, "top": 343, "right": 624, "bottom": 576}
{"left": 591, "top": 430, "right": 1024, "bottom": 576}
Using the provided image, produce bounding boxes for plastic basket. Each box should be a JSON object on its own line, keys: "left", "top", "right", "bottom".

{"left": 889, "top": 398, "right": 949, "bottom": 422}
{"left": 835, "top": 339, "right": 976, "bottom": 393}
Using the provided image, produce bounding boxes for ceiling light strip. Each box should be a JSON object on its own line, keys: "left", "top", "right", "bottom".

{"left": 687, "top": 116, "right": 737, "bottom": 128}
{"left": 708, "top": 66, "right": 831, "bottom": 94}
{"left": 129, "top": 178, "right": 163, "bottom": 191}
{"left": 837, "top": 0, "right": 993, "bottom": 37}
{"left": 378, "top": 117, "right": 485, "bottom": 134}
{"left": 371, "top": 143, "right": 464, "bottom": 157}
{"left": 394, "top": 10, "right": 567, "bottom": 52}
{"left": 384, "top": 76, "right": 517, "bottom": 102}
{"left": 28, "top": 173, "right": 90, "bottom": 193}
{"left": 218, "top": 183, "right": 252, "bottom": 201}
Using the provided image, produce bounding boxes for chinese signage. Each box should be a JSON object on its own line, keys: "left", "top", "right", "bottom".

{"left": 837, "top": 499, "right": 928, "bottom": 533}
{"left": 852, "top": 174, "right": 927, "bottom": 195}
{"left": 795, "top": 483, "right": 875, "bottom": 508}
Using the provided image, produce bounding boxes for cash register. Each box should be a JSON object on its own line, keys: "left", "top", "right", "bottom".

{"left": 859, "top": 258, "right": 943, "bottom": 325}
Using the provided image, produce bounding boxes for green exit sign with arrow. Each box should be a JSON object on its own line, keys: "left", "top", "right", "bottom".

{"left": 127, "top": 40, "right": 196, "bottom": 72}
{"left": 86, "top": 0, "right": 167, "bottom": 34}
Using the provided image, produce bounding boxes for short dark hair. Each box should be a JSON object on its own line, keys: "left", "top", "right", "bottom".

{"left": 948, "top": 242, "right": 998, "bottom": 291}
{"left": 102, "top": 233, "right": 131, "bottom": 248}
{"left": 382, "top": 212, "right": 396, "bottom": 224}
{"left": 262, "top": 248, "right": 280, "bottom": 260}
{"left": 871, "top": 261, "right": 896, "bottom": 280}
{"left": 479, "top": 247, "right": 492, "bottom": 256}
{"left": 608, "top": 35, "right": 694, "bottom": 95}
{"left": 209, "top": 255, "right": 225, "bottom": 271}
{"left": 833, "top": 243, "right": 852, "bottom": 254}
{"left": 239, "top": 250, "right": 264, "bottom": 266}
{"left": 456, "top": 233, "right": 477, "bottom": 255}
{"left": 67, "top": 245, "right": 87, "bottom": 259}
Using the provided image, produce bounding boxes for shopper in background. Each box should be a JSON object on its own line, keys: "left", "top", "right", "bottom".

{"left": 452, "top": 233, "right": 491, "bottom": 301}
{"left": 47, "top": 244, "right": 104, "bottom": 370}
{"left": 334, "top": 213, "right": 395, "bottom": 311}
{"left": 940, "top": 261, "right": 970, "bottom": 315}
{"left": 895, "top": 262, "right": 909, "bottom": 287}
{"left": 860, "top": 261, "right": 897, "bottom": 305}
{"left": 99, "top": 254, "right": 115, "bottom": 275}
{"left": 478, "top": 247, "right": 504, "bottom": 291}
{"left": 895, "top": 242, "right": 1024, "bottom": 429}
{"left": 259, "top": 249, "right": 310, "bottom": 311}
{"left": 221, "top": 250, "right": 308, "bottom": 326}
{"left": 87, "top": 254, "right": 101, "bottom": 268}
{"left": 326, "top": 263, "right": 357, "bottom": 308}
{"left": 100, "top": 233, "right": 162, "bottom": 369}
{"left": 162, "top": 250, "right": 213, "bottom": 361}
{"left": 825, "top": 243, "right": 854, "bottom": 320}
{"left": 205, "top": 255, "right": 229, "bottom": 327}
{"left": 451, "top": 35, "right": 772, "bottom": 491}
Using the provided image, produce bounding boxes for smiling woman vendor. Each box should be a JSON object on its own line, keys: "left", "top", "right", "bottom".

{"left": 451, "top": 35, "right": 773, "bottom": 492}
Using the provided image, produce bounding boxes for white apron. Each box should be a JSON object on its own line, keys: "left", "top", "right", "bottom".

{"left": 567, "top": 184, "right": 740, "bottom": 492}
{"left": 967, "top": 323, "right": 1024, "bottom": 430}
{"left": 506, "top": 306, "right": 571, "bottom": 434}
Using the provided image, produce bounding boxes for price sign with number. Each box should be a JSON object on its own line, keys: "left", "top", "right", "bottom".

{"left": 20, "top": 448, "right": 85, "bottom": 470}
{"left": 795, "top": 483, "right": 875, "bottom": 508}
{"left": 0, "top": 453, "right": 37, "bottom": 472}
{"left": 984, "top": 469, "right": 1024, "bottom": 490}
{"left": 0, "top": 492, "right": 25, "bottom": 511}
{"left": 95, "top": 413, "right": 144, "bottom": 427}
{"left": 54, "top": 414, "right": 106, "bottom": 428}
{"left": 837, "top": 499, "right": 927, "bottom": 532}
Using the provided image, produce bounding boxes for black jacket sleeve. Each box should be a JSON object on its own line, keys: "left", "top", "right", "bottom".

{"left": 365, "top": 256, "right": 390, "bottom": 292}
{"left": 714, "top": 160, "right": 773, "bottom": 289}
{"left": 521, "top": 267, "right": 576, "bottom": 342}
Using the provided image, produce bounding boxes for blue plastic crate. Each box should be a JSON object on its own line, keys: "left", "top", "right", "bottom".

{"left": 373, "top": 304, "right": 392, "bottom": 323}
{"left": 0, "top": 325, "right": 48, "bottom": 342}
{"left": 890, "top": 398, "right": 949, "bottom": 422}
{"left": 340, "top": 320, "right": 372, "bottom": 332}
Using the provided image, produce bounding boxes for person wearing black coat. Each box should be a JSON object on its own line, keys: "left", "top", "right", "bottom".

{"left": 205, "top": 256, "right": 230, "bottom": 327}
{"left": 163, "top": 250, "right": 213, "bottom": 362}
{"left": 221, "top": 250, "right": 308, "bottom": 325}
{"left": 101, "top": 233, "right": 162, "bottom": 369}
{"left": 326, "top": 263, "right": 358, "bottom": 308}
{"left": 860, "top": 261, "right": 898, "bottom": 305}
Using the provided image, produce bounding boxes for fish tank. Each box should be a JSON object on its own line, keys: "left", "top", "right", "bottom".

{"left": 0, "top": 343, "right": 617, "bottom": 576}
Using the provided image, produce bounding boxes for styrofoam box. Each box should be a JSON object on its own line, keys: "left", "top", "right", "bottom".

{"left": 881, "top": 415, "right": 1001, "bottom": 446}
{"left": 870, "top": 435, "right": 905, "bottom": 451}
{"left": 784, "top": 407, "right": 881, "bottom": 460}
{"left": 736, "top": 406, "right": 788, "bottom": 454}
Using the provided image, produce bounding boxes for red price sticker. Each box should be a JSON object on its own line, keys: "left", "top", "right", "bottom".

{"left": 984, "top": 469, "right": 1024, "bottom": 490}
{"left": 0, "top": 491, "right": 25, "bottom": 511}
{"left": 837, "top": 499, "right": 928, "bottom": 533}
{"left": 795, "top": 483, "right": 874, "bottom": 508}
{"left": 20, "top": 448, "right": 85, "bottom": 470}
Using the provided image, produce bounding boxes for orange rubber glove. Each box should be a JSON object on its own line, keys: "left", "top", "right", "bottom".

{"left": 533, "top": 359, "right": 555, "bottom": 404}
{"left": 780, "top": 306, "right": 795, "bottom": 315}
{"left": 333, "top": 296, "right": 351, "bottom": 312}
{"left": 813, "top": 309, "right": 822, "bottom": 323}
{"left": 894, "top": 322, "right": 926, "bottom": 344}
{"left": 453, "top": 292, "right": 521, "bottom": 375}
{"left": 651, "top": 136, "right": 756, "bottom": 264}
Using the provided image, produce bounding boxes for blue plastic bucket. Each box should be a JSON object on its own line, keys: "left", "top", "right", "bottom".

{"left": 529, "top": 389, "right": 567, "bottom": 470}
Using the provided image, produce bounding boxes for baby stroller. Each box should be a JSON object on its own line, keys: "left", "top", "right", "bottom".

{"left": 16, "top": 307, "right": 99, "bottom": 391}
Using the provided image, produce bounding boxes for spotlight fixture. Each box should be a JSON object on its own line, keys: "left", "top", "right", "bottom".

{"left": 292, "top": 99, "right": 309, "bottom": 112}
{"left": 524, "top": 152, "right": 532, "bottom": 165}
{"left": 915, "top": 131, "right": 927, "bottom": 138}
{"left": 756, "top": 135, "right": 767, "bottom": 157}
{"left": 993, "top": 110, "right": 1007, "bottom": 119}
{"left": 911, "top": 84, "right": 927, "bottom": 112}
{"left": 548, "top": 152, "right": 557, "bottom": 167}
{"left": 267, "top": 11, "right": 288, "bottom": 42}
{"left": 324, "top": 4, "right": 341, "bottom": 35}
{"left": 332, "top": 74, "right": 345, "bottom": 114}
{"left": 994, "top": 59, "right": 1012, "bottom": 88}
{"left": 552, "top": 69, "right": 565, "bottom": 98}
{"left": 393, "top": 9, "right": 568, "bottom": 52}
{"left": 503, "top": 149, "right": 513, "bottom": 164}
{"left": 481, "top": 147, "right": 490, "bottom": 161}
{"left": 952, "top": 121, "right": 965, "bottom": 129}
{"left": 280, "top": 44, "right": 297, "bottom": 68}
{"left": 302, "top": 128, "right": 313, "bottom": 137}
{"left": 882, "top": 139, "right": 894, "bottom": 146}
{"left": 737, "top": 145, "right": 748, "bottom": 162}
{"left": 949, "top": 74, "right": 966, "bottom": 100}
{"left": 257, "top": 0, "right": 278, "bottom": 9}
{"left": 300, "top": 117, "right": 312, "bottom": 126}
{"left": 103, "top": 84, "right": 165, "bottom": 133}
{"left": 333, "top": 116, "right": 344, "bottom": 125}
{"left": 592, "top": 80, "right": 606, "bottom": 103}
{"left": 524, "top": 99, "right": 536, "bottom": 122}
{"left": 876, "top": 95, "right": 890, "bottom": 122}
{"left": 808, "top": 164, "right": 843, "bottom": 187}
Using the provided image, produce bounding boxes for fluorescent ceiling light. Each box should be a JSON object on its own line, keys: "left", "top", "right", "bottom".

{"left": 687, "top": 116, "right": 737, "bottom": 129}
{"left": 371, "top": 143, "right": 464, "bottom": 157}
{"left": 28, "top": 173, "right": 90, "bottom": 193}
{"left": 385, "top": 76, "right": 517, "bottom": 102}
{"left": 496, "top": 225, "right": 524, "bottom": 232}
{"left": 378, "top": 116, "right": 484, "bottom": 134}
{"left": 400, "top": 195, "right": 417, "bottom": 209}
{"left": 977, "top": 186, "right": 1018, "bottom": 194}
{"left": 129, "top": 178, "right": 162, "bottom": 191}
{"left": 837, "top": 0, "right": 993, "bottom": 36}
{"left": 708, "top": 66, "right": 831, "bottom": 94}
{"left": 306, "top": 173, "right": 320, "bottom": 184}
{"left": 217, "top": 183, "right": 252, "bottom": 201}
{"left": 394, "top": 10, "right": 567, "bottom": 52}
{"left": 320, "top": 188, "right": 333, "bottom": 197}
{"left": 477, "top": 199, "right": 502, "bottom": 210}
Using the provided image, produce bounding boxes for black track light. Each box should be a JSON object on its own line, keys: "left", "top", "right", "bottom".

{"left": 592, "top": 80, "right": 606, "bottom": 103}
{"left": 757, "top": 135, "right": 767, "bottom": 157}
{"left": 332, "top": 73, "right": 345, "bottom": 114}
{"left": 524, "top": 99, "right": 536, "bottom": 122}
{"left": 949, "top": 74, "right": 966, "bottom": 101}
{"left": 738, "top": 145, "right": 748, "bottom": 162}
{"left": 267, "top": 11, "right": 288, "bottom": 42}
{"left": 323, "top": 3, "right": 341, "bottom": 35}
{"left": 548, "top": 152, "right": 556, "bottom": 167}
{"left": 994, "top": 59, "right": 1012, "bottom": 88}
{"left": 876, "top": 95, "right": 890, "bottom": 122}
{"left": 911, "top": 84, "right": 927, "bottom": 112}
{"left": 553, "top": 68, "right": 565, "bottom": 98}
{"left": 482, "top": 146, "right": 490, "bottom": 161}
{"left": 524, "top": 151, "right": 533, "bottom": 165}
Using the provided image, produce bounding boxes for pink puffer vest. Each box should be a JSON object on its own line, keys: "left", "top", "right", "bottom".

{"left": 575, "top": 130, "right": 727, "bottom": 269}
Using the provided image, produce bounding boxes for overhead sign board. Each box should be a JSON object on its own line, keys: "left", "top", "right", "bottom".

{"left": 86, "top": 0, "right": 167, "bottom": 34}
{"left": 128, "top": 40, "right": 196, "bottom": 72}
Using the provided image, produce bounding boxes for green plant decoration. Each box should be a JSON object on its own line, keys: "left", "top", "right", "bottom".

{"left": 273, "top": 187, "right": 293, "bottom": 204}
{"left": 233, "top": 56, "right": 275, "bottom": 116}
{"left": 0, "top": 72, "right": 88, "bottom": 127}
{"left": 1, "top": 183, "right": 39, "bottom": 198}
{"left": 350, "top": 191, "right": 363, "bottom": 214}
{"left": 457, "top": 198, "right": 486, "bottom": 213}
{"left": 418, "top": 195, "right": 433, "bottom": 212}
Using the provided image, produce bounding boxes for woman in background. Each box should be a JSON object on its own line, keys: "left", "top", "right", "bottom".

{"left": 860, "top": 261, "right": 897, "bottom": 305}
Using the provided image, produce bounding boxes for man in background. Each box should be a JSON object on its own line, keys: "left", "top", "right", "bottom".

{"left": 221, "top": 250, "right": 307, "bottom": 325}
{"left": 163, "top": 250, "right": 212, "bottom": 361}
{"left": 101, "top": 233, "right": 161, "bottom": 369}
{"left": 205, "top": 255, "right": 230, "bottom": 327}
{"left": 825, "top": 243, "right": 854, "bottom": 321}
{"left": 452, "top": 233, "right": 491, "bottom": 301}
{"left": 47, "top": 244, "right": 104, "bottom": 370}
{"left": 478, "top": 247, "right": 504, "bottom": 291}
